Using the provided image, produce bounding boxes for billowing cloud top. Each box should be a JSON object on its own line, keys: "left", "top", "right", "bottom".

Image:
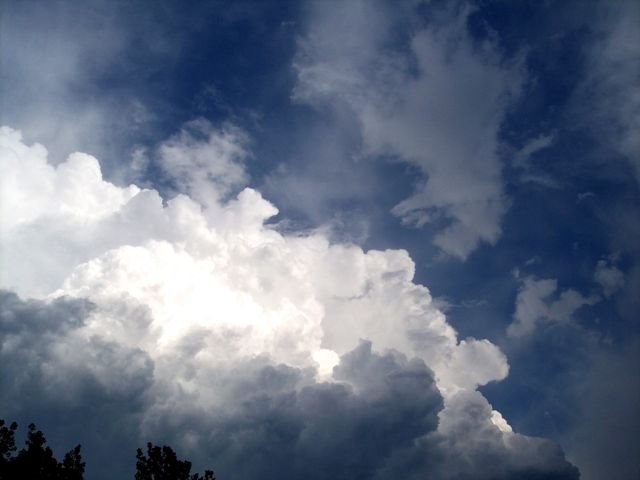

{"left": 0, "top": 126, "right": 578, "bottom": 479}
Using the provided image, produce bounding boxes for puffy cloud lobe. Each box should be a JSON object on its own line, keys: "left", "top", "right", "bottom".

{"left": 374, "top": 390, "right": 579, "bottom": 480}
{"left": 0, "top": 291, "right": 442, "bottom": 480}
{"left": 508, "top": 257, "right": 630, "bottom": 338}
{"left": 294, "top": 1, "right": 521, "bottom": 258}
{"left": 593, "top": 257, "right": 625, "bottom": 297}
{"left": 0, "top": 291, "right": 575, "bottom": 480}
{"left": 156, "top": 119, "right": 250, "bottom": 207}
{"left": 0, "top": 126, "right": 578, "bottom": 478}
{"left": 508, "top": 276, "right": 599, "bottom": 337}
{"left": 0, "top": 127, "right": 141, "bottom": 297}
{"left": 170, "top": 342, "right": 443, "bottom": 480}
{"left": 0, "top": 127, "right": 140, "bottom": 231}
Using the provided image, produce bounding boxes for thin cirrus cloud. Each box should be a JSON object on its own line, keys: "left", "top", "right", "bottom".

{"left": 0, "top": 125, "right": 578, "bottom": 479}
{"left": 293, "top": 1, "right": 522, "bottom": 259}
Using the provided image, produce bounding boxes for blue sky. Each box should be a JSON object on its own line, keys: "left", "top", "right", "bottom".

{"left": 1, "top": 1, "right": 638, "bottom": 479}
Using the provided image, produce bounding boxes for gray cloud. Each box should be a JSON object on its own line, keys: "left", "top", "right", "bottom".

{"left": 593, "top": 256, "right": 625, "bottom": 297}
{"left": 573, "top": 0, "right": 640, "bottom": 182}
{"left": 376, "top": 390, "right": 579, "bottom": 480}
{"left": 507, "top": 276, "right": 600, "bottom": 338}
{"left": 0, "top": 290, "right": 154, "bottom": 479}
{"left": 0, "top": 289, "right": 580, "bottom": 479}
{"left": 564, "top": 339, "right": 640, "bottom": 480}
{"left": 293, "top": 0, "right": 522, "bottom": 259}
{"left": 0, "top": 112, "right": 580, "bottom": 479}
{"left": 165, "top": 342, "right": 443, "bottom": 480}
{"left": 0, "top": 1, "right": 143, "bottom": 170}
{"left": 0, "top": 290, "right": 443, "bottom": 479}
{"left": 154, "top": 119, "right": 250, "bottom": 207}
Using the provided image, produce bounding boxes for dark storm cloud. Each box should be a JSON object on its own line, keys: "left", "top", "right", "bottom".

{"left": 0, "top": 289, "right": 580, "bottom": 479}
{"left": 0, "top": 291, "right": 443, "bottom": 479}
{"left": 0, "top": 290, "right": 155, "bottom": 479}
{"left": 374, "top": 388, "right": 579, "bottom": 480}
{"left": 130, "top": 341, "right": 443, "bottom": 480}
{"left": 261, "top": 342, "right": 441, "bottom": 479}
{"left": 129, "top": 341, "right": 577, "bottom": 480}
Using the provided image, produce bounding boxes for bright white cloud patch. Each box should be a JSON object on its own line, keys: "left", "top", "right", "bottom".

{"left": 508, "top": 276, "right": 600, "bottom": 337}
{"left": 0, "top": 126, "right": 578, "bottom": 479}
{"left": 294, "top": 1, "right": 521, "bottom": 259}
{"left": 156, "top": 119, "right": 250, "bottom": 207}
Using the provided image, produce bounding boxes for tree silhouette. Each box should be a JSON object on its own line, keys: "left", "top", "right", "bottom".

{"left": 0, "top": 419, "right": 85, "bottom": 480}
{"left": 1, "top": 419, "right": 217, "bottom": 480}
{"left": 135, "top": 443, "right": 215, "bottom": 480}
{"left": 0, "top": 420, "right": 18, "bottom": 471}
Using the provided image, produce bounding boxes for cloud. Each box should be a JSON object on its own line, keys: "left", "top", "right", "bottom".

{"left": 563, "top": 339, "right": 640, "bottom": 480}
{"left": 0, "top": 126, "right": 578, "bottom": 478}
{"left": 374, "top": 389, "right": 579, "bottom": 480}
{"left": 575, "top": 0, "right": 640, "bottom": 181}
{"left": 507, "top": 276, "right": 600, "bottom": 338}
{"left": 593, "top": 256, "right": 625, "bottom": 297}
{"left": 508, "top": 251, "right": 632, "bottom": 337}
{"left": 0, "top": 1, "right": 155, "bottom": 170}
{"left": 0, "top": 126, "right": 140, "bottom": 297}
{"left": 0, "top": 290, "right": 154, "bottom": 479}
{"left": 512, "top": 134, "right": 555, "bottom": 169}
{"left": 512, "top": 133, "right": 563, "bottom": 189}
{"left": 155, "top": 119, "right": 250, "bottom": 207}
{"left": 260, "top": 116, "right": 379, "bottom": 243}
{"left": 0, "top": 289, "right": 434, "bottom": 479}
{"left": 293, "top": 1, "right": 522, "bottom": 259}
{"left": 176, "top": 341, "right": 444, "bottom": 480}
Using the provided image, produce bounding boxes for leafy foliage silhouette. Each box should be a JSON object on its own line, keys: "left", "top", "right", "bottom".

{"left": 0, "top": 419, "right": 85, "bottom": 480}
{"left": 1, "top": 420, "right": 216, "bottom": 480}
{"left": 135, "top": 443, "right": 215, "bottom": 480}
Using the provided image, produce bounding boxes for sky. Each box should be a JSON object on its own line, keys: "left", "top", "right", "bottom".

{"left": 0, "top": 1, "right": 638, "bottom": 479}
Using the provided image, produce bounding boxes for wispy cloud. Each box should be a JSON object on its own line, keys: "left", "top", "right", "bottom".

{"left": 573, "top": 0, "right": 640, "bottom": 181}
{"left": 293, "top": 1, "right": 522, "bottom": 259}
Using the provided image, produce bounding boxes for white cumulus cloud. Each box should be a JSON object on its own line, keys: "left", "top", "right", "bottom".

{"left": 0, "top": 125, "right": 578, "bottom": 479}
